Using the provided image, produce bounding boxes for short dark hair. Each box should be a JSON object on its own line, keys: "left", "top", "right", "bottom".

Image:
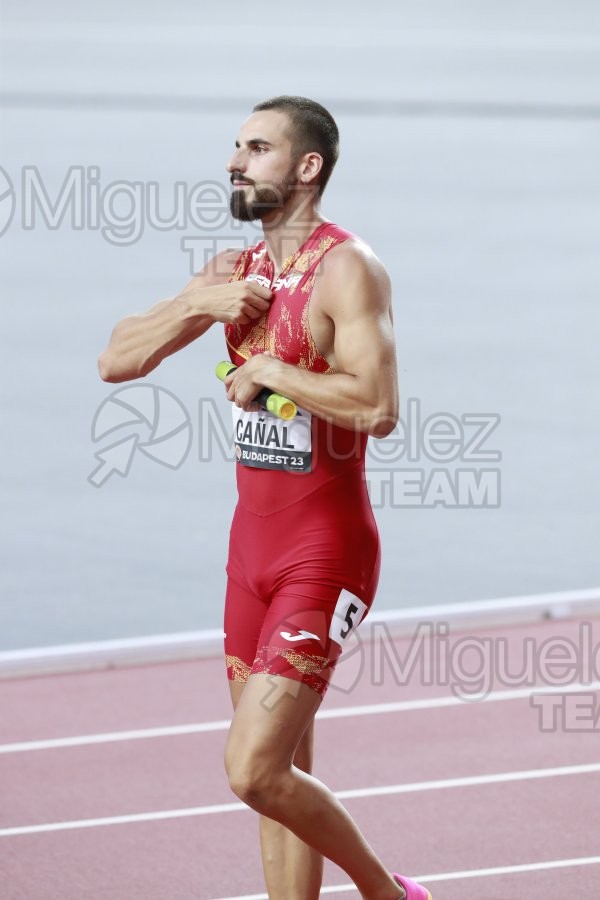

{"left": 253, "top": 95, "right": 339, "bottom": 196}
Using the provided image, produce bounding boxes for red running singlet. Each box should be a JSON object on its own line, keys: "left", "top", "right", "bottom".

{"left": 223, "top": 221, "right": 381, "bottom": 698}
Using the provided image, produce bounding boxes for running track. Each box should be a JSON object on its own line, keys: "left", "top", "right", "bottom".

{"left": 1, "top": 616, "right": 599, "bottom": 899}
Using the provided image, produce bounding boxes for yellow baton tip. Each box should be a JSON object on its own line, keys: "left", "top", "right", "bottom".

{"left": 279, "top": 402, "right": 296, "bottom": 420}
{"left": 215, "top": 360, "right": 236, "bottom": 381}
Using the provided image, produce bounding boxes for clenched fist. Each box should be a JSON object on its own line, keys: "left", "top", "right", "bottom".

{"left": 178, "top": 280, "right": 273, "bottom": 326}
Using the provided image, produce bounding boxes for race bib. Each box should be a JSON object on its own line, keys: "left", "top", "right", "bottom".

{"left": 329, "top": 589, "right": 368, "bottom": 648}
{"left": 232, "top": 405, "right": 312, "bottom": 472}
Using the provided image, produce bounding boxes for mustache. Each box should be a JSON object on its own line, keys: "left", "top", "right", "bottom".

{"left": 230, "top": 172, "right": 254, "bottom": 186}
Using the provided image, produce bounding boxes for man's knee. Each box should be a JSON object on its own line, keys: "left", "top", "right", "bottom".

{"left": 225, "top": 711, "right": 314, "bottom": 798}
{"left": 225, "top": 746, "right": 285, "bottom": 809}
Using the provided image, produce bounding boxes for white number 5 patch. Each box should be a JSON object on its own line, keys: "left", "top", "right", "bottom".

{"left": 329, "top": 589, "right": 368, "bottom": 648}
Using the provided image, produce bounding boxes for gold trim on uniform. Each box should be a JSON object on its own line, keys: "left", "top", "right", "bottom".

{"left": 225, "top": 654, "right": 252, "bottom": 682}
{"left": 253, "top": 646, "right": 330, "bottom": 676}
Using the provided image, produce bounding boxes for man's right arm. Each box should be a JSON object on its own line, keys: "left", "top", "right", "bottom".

{"left": 98, "top": 248, "right": 272, "bottom": 383}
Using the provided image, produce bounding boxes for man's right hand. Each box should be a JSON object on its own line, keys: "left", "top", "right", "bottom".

{"left": 177, "top": 280, "right": 273, "bottom": 326}
{"left": 98, "top": 247, "right": 270, "bottom": 383}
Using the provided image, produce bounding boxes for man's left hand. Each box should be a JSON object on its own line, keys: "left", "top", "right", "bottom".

{"left": 224, "top": 353, "right": 282, "bottom": 411}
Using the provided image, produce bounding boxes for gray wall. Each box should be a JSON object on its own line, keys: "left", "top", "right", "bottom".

{"left": 1, "top": 1, "right": 599, "bottom": 649}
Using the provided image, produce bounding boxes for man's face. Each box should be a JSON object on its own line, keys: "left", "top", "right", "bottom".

{"left": 227, "top": 110, "right": 299, "bottom": 222}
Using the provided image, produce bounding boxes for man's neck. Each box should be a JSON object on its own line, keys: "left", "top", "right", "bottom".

{"left": 261, "top": 199, "right": 325, "bottom": 277}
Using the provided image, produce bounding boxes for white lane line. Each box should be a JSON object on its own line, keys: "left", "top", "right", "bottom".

{"left": 2, "top": 679, "right": 599, "bottom": 755}
{"left": 0, "top": 720, "right": 233, "bottom": 754}
{"left": 210, "top": 854, "right": 600, "bottom": 899}
{"left": 320, "top": 679, "right": 600, "bottom": 719}
{"left": 335, "top": 762, "right": 600, "bottom": 801}
{"left": 1, "top": 761, "right": 599, "bottom": 838}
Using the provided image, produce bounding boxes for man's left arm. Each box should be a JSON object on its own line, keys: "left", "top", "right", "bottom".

{"left": 224, "top": 243, "right": 399, "bottom": 438}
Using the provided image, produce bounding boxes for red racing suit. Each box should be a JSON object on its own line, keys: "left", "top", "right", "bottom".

{"left": 223, "top": 221, "right": 381, "bottom": 697}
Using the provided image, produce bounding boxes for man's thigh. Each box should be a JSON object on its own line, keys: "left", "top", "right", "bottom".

{"left": 226, "top": 673, "right": 321, "bottom": 772}
{"left": 224, "top": 575, "right": 268, "bottom": 685}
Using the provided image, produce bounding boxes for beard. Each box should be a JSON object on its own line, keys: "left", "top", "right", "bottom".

{"left": 230, "top": 167, "right": 298, "bottom": 222}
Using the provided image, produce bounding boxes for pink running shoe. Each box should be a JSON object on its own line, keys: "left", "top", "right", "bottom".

{"left": 392, "top": 873, "right": 433, "bottom": 900}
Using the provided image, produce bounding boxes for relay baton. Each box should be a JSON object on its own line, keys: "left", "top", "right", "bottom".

{"left": 215, "top": 361, "right": 297, "bottom": 421}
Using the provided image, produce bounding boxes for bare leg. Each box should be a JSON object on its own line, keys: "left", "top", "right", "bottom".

{"left": 228, "top": 680, "right": 324, "bottom": 900}
{"left": 225, "top": 674, "right": 405, "bottom": 900}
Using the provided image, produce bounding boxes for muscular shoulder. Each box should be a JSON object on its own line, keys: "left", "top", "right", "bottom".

{"left": 314, "top": 237, "right": 392, "bottom": 316}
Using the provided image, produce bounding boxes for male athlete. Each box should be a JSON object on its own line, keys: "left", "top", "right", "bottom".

{"left": 99, "top": 96, "right": 431, "bottom": 900}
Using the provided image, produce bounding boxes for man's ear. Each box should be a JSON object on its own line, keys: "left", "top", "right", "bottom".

{"left": 298, "top": 152, "right": 323, "bottom": 186}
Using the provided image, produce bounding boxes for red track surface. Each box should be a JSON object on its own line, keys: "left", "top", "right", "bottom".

{"left": 1, "top": 617, "right": 599, "bottom": 899}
